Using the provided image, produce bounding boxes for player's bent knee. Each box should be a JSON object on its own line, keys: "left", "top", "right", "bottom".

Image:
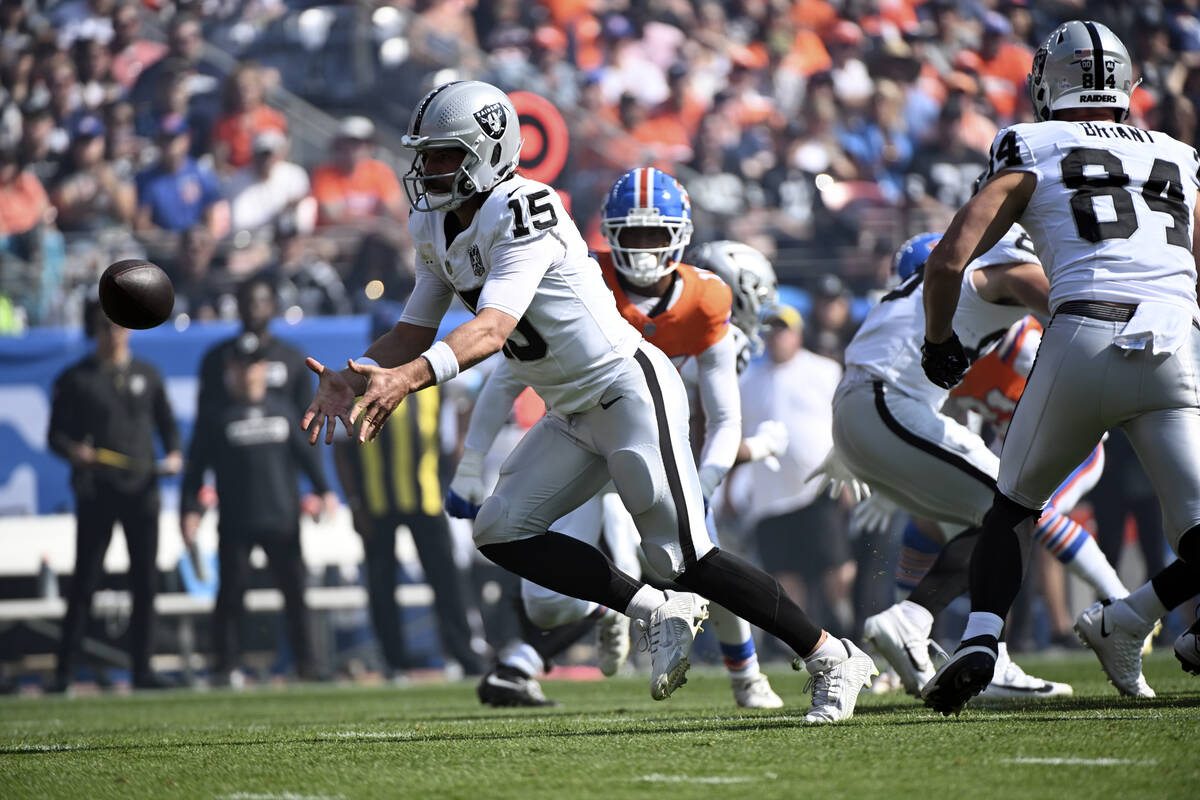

{"left": 473, "top": 494, "right": 514, "bottom": 547}
{"left": 641, "top": 540, "right": 685, "bottom": 580}
{"left": 608, "top": 447, "right": 664, "bottom": 516}
{"left": 984, "top": 492, "right": 1039, "bottom": 531}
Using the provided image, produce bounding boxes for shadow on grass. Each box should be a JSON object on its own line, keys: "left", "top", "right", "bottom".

{"left": 2, "top": 693, "right": 1196, "bottom": 756}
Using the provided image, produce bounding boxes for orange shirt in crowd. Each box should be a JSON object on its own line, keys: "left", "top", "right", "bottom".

{"left": 978, "top": 42, "right": 1033, "bottom": 119}
{"left": 631, "top": 115, "right": 694, "bottom": 168}
{"left": 0, "top": 171, "right": 49, "bottom": 235}
{"left": 310, "top": 159, "right": 403, "bottom": 225}
{"left": 213, "top": 106, "right": 288, "bottom": 169}
{"left": 781, "top": 29, "right": 832, "bottom": 78}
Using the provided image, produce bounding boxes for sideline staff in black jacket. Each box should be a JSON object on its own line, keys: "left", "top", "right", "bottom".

{"left": 181, "top": 334, "right": 337, "bottom": 681}
{"left": 47, "top": 300, "right": 182, "bottom": 691}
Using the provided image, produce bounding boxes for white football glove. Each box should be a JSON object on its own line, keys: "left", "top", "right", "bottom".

{"left": 698, "top": 464, "right": 726, "bottom": 499}
{"left": 851, "top": 493, "right": 899, "bottom": 534}
{"left": 445, "top": 448, "right": 486, "bottom": 519}
{"left": 743, "top": 420, "right": 789, "bottom": 462}
{"left": 806, "top": 447, "right": 871, "bottom": 503}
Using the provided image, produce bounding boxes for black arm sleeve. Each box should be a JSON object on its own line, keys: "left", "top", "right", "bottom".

{"left": 47, "top": 370, "right": 80, "bottom": 460}
{"left": 151, "top": 369, "right": 181, "bottom": 453}
{"left": 180, "top": 418, "right": 214, "bottom": 515}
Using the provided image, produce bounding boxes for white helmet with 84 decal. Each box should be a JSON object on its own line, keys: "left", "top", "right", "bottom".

{"left": 1028, "top": 20, "right": 1137, "bottom": 123}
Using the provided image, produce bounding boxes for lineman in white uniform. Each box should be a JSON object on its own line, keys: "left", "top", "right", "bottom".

{"left": 301, "top": 81, "right": 875, "bottom": 721}
{"left": 920, "top": 21, "right": 1200, "bottom": 713}
{"left": 824, "top": 225, "right": 1077, "bottom": 699}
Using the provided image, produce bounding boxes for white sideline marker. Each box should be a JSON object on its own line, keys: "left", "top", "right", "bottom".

{"left": 1005, "top": 758, "right": 1157, "bottom": 766}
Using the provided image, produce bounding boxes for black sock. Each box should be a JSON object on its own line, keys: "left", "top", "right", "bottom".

{"left": 1149, "top": 558, "right": 1200, "bottom": 611}
{"left": 675, "top": 548, "right": 823, "bottom": 655}
{"left": 908, "top": 528, "right": 982, "bottom": 617}
{"left": 969, "top": 493, "right": 1039, "bottom": 617}
{"left": 478, "top": 532, "right": 642, "bottom": 615}
{"left": 521, "top": 608, "right": 603, "bottom": 672}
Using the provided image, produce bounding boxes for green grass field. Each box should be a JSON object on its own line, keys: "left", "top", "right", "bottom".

{"left": 1, "top": 653, "right": 1196, "bottom": 800}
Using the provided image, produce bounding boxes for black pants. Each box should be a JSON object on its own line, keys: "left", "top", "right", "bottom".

{"left": 359, "top": 512, "right": 483, "bottom": 673}
{"left": 57, "top": 490, "right": 159, "bottom": 682}
{"left": 213, "top": 529, "right": 313, "bottom": 675}
{"left": 1090, "top": 432, "right": 1168, "bottom": 577}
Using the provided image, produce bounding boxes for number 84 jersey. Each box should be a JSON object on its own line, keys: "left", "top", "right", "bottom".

{"left": 403, "top": 174, "right": 642, "bottom": 414}
{"left": 989, "top": 119, "right": 1200, "bottom": 314}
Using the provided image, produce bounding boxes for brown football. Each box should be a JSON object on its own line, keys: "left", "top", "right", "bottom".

{"left": 98, "top": 260, "right": 174, "bottom": 330}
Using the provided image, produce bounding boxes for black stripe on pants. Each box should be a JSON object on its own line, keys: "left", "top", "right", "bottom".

{"left": 873, "top": 381, "right": 997, "bottom": 491}
{"left": 633, "top": 348, "right": 696, "bottom": 566}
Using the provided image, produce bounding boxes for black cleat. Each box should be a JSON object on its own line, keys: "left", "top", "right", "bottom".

{"left": 1175, "top": 619, "right": 1200, "bottom": 676}
{"left": 476, "top": 665, "right": 560, "bottom": 708}
{"left": 920, "top": 638, "right": 998, "bottom": 717}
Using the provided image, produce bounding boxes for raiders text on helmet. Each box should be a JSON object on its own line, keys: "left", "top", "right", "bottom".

{"left": 1028, "top": 20, "right": 1138, "bottom": 122}
{"left": 401, "top": 81, "right": 523, "bottom": 212}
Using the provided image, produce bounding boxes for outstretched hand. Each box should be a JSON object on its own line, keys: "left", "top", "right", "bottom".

{"left": 301, "top": 357, "right": 355, "bottom": 445}
{"left": 347, "top": 359, "right": 413, "bottom": 443}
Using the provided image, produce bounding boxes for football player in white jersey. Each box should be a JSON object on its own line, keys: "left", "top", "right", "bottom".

{"left": 920, "top": 21, "right": 1200, "bottom": 713}
{"left": 840, "top": 232, "right": 1128, "bottom": 700}
{"left": 822, "top": 224, "right": 1080, "bottom": 699}
{"left": 463, "top": 234, "right": 789, "bottom": 710}
{"left": 301, "top": 81, "right": 876, "bottom": 721}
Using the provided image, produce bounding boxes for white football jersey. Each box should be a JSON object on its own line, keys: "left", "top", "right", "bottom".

{"left": 402, "top": 175, "right": 641, "bottom": 414}
{"left": 988, "top": 120, "right": 1200, "bottom": 315}
{"left": 844, "top": 225, "right": 1039, "bottom": 409}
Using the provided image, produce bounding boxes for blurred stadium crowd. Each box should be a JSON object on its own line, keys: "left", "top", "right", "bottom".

{"left": 0, "top": 1, "right": 1196, "bottom": 348}
{"left": 2, "top": 0, "right": 1199, "bottom": 683}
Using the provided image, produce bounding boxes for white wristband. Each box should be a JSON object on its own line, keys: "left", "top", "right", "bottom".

{"left": 355, "top": 356, "right": 380, "bottom": 368}
{"left": 421, "top": 340, "right": 460, "bottom": 384}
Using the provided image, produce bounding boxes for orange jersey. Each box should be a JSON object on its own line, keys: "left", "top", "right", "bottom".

{"left": 596, "top": 251, "right": 732, "bottom": 359}
{"left": 951, "top": 317, "right": 1042, "bottom": 441}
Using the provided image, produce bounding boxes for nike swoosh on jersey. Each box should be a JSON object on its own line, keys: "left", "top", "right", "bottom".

{"left": 600, "top": 396, "right": 624, "bottom": 410}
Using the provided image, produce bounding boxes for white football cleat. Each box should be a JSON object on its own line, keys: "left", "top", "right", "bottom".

{"left": 1074, "top": 600, "right": 1155, "bottom": 698}
{"left": 863, "top": 602, "right": 935, "bottom": 696}
{"left": 595, "top": 607, "right": 630, "bottom": 677}
{"left": 977, "top": 642, "right": 1073, "bottom": 700}
{"left": 639, "top": 591, "right": 708, "bottom": 701}
{"left": 797, "top": 639, "right": 878, "bottom": 724}
{"left": 731, "top": 673, "right": 783, "bottom": 709}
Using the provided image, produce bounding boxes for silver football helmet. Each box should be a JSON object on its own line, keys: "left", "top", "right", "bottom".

{"left": 401, "top": 80, "right": 523, "bottom": 212}
{"left": 689, "top": 240, "right": 778, "bottom": 354}
{"left": 1028, "top": 20, "right": 1138, "bottom": 122}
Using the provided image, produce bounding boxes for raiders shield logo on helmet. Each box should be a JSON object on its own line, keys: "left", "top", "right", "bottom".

{"left": 474, "top": 102, "right": 507, "bottom": 140}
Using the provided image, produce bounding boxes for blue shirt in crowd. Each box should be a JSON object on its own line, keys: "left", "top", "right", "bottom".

{"left": 135, "top": 159, "right": 222, "bottom": 232}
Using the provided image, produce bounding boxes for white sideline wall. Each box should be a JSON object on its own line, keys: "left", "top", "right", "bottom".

{"left": 0, "top": 508, "right": 421, "bottom": 577}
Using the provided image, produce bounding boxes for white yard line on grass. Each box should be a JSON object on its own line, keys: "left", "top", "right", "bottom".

{"left": 636, "top": 773, "right": 778, "bottom": 784}
{"left": 218, "top": 793, "right": 345, "bottom": 800}
{"left": 8, "top": 743, "right": 84, "bottom": 752}
{"left": 317, "top": 731, "right": 417, "bottom": 740}
{"left": 1004, "top": 757, "right": 1157, "bottom": 766}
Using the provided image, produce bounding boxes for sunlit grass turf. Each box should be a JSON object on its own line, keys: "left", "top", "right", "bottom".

{"left": 0, "top": 652, "right": 1196, "bottom": 800}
